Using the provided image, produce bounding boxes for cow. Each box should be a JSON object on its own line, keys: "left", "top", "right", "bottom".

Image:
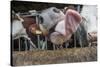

{"left": 80, "top": 5, "right": 97, "bottom": 47}
{"left": 36, "top": 7, "right": 82, "bottom": 49}
{"left": 27, "top": 7, "right": 65, "bottom": 50}
{"left": 69, "top": 5, "right": 97, "bottom": 48}
{"left": 11, "top": 12, "right": 36, "bottom": 51}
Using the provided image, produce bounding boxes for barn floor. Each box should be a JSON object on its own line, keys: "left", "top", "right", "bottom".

{"left": 12, "top": 46, "right": 97, "bottom": 66}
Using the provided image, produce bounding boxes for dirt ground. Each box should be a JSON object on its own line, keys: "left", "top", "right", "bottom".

{"left": 12, "top": 46, "right": 97, "bottom": 66}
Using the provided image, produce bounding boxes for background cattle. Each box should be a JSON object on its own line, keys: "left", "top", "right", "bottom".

{"left": 12, "top": 13, "right": 36, "bottom": 51}
{"left": 80, "top": 5, "right": 97, "bottom": 46}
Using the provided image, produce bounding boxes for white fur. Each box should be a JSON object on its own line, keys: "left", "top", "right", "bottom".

{"left": 39, "top": 7, "right": 65, "bottom": 30}
{"left": 55, "top": 20, "right": 66, "bottom": 36}
{"left": 12, "top": 19, "right": 36, "bottom": 48}
{"left": 81, "top": 5, "right": 97, "bottom": 33}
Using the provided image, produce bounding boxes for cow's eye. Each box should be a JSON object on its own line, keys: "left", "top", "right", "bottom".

{"left": 39, "top": 16, "right": 44, "bottom": 24}
{"left": 53, "top": 8, "right": 60, "bottom": 13}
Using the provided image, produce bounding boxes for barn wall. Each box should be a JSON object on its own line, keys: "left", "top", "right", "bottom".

{"left": 11, "top": 1, "right": 82, "bottom": 12}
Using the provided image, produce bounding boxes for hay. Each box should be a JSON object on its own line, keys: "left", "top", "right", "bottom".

{"left": 12, "top": 46, "right": 97, "bottom": 66}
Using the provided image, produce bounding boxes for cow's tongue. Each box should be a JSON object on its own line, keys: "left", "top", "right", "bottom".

{"left": 65, "top": 9, "right": 82, "bottom": 33}
{"left": 55, "top": 9, "right": 82, "bottom": 41}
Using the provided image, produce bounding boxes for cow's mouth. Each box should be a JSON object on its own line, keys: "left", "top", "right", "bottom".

{"left": 29, "top": 23, "right": 49, "bottom": 36}
{"left": 39, "top": 24, "right": 49, "bottom": 36}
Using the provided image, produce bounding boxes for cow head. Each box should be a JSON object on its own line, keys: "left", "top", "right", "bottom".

{"left": 38, "top": 7, "right": 65, "bottom": 35}
{"left": 35, "top": 7, "right": 82, "bottom": 45}
{"left": 50, "top": 9, "right": 82, "bottom": 45}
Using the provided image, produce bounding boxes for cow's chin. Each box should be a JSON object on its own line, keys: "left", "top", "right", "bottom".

{"left": 50, "top": 32, "right": 66, "bottom": 45}
{"left": 54, "top": 19, "right": 73, "bottom": 43}
{"left": 55, "top": 20, "right": 66, "bottom": 36}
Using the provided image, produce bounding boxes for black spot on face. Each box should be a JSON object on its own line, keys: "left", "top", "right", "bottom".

{"left": 53, "top": 8, "right": 60, "bottom": 13}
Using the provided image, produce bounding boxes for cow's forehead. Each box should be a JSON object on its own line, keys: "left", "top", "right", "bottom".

{"left": 38, "top": 7, "right": 65, "bottom": 34}
{"left": 41, "top": 7, "right": 64, "bottom": 16}
{"left": 42, "top": 7, "right": 57, "bottom": 12}
{"left": 39, "top": 7, "right": 65, "bottom": 30}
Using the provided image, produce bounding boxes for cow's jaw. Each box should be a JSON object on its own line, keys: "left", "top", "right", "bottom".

{"left": 55, "top": 20, "right": 72, "bottom": 41}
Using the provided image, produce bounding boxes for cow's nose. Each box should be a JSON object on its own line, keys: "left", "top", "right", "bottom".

{"left": 39, "top": 24, "right": 48, "bottom": 36}
{"left": 29, "top": 24, "right": 37, "bottom": 34}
